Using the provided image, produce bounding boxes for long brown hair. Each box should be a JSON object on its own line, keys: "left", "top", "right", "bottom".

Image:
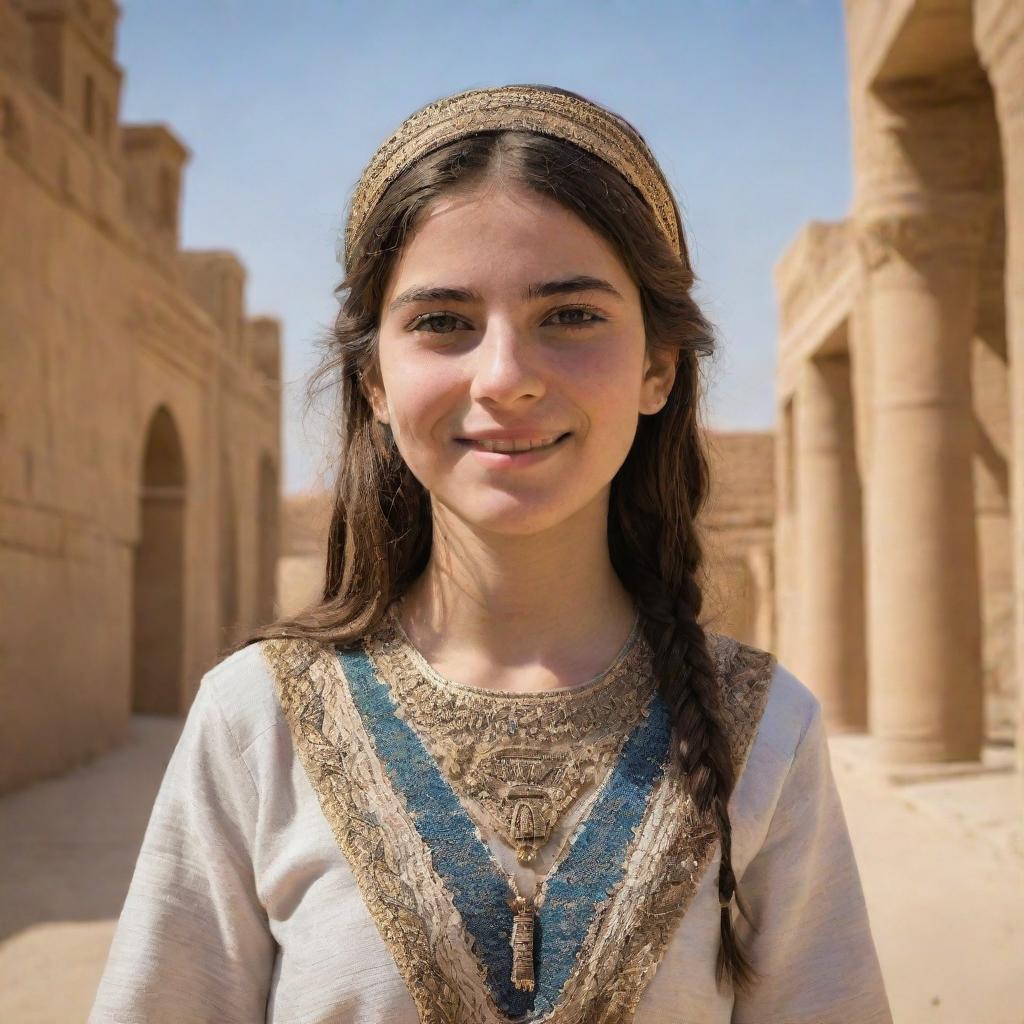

{"left": 243, "top": 85, "right": 757, "bottom": 993}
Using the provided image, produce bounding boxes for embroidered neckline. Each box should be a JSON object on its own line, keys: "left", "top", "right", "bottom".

{"left": 384, "top": 603, "right": 642, "bottom": 701}
{"left": 365, "top": 612, "right": 657, "bottom": 868}
{"left": 337, "top": 640, "right": 672, "bottom": 1019}
{"left": 262, "top": 627, "right": 778, "bottom": 1024}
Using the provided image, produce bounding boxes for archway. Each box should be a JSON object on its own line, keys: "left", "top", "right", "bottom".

{"left": 131, "top": 406, "right": 186, "bottom": 714}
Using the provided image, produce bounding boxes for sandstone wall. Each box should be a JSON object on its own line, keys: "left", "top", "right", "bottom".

{"left": 775, "top": 0, "right": 1024, "bottom": 759}
{"left": 0, "top": 0, "right": 282, "bottom": 792}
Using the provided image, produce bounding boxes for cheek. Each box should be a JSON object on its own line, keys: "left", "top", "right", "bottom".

{"left": 557, "top": 343, "right": 646, "bottom": 427}
{"left": 383, "top": 355, "right": 463, "bottom": 448}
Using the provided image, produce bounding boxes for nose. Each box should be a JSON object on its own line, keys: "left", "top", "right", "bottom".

{"left": 468, "top": 319, "right": 545, "bottom": 407}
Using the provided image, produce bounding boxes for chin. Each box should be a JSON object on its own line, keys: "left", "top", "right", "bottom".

{"left": 437, "top": 494, "right": 581, "bottom": 538}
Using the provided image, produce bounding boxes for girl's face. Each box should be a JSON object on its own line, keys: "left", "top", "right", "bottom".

{"left": 366, "top": 182, "right": 677, "bottom": 537}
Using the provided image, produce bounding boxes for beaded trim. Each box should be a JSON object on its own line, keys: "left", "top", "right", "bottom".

{"left": 344, "top": 85, "right": 682, "bottom": 266}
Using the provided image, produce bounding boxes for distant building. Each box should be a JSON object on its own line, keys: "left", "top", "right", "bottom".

{"left": 703, "top": 432, "right": 775, "bottom": 653}
{"left": 775, "top": 0, "right": 1023, "bottom": 770}
{"left": 277, "top": 490, "right": 332, "bottom": 618}
{"left": 0, "top": 0, "right": 282, "bottom": 793}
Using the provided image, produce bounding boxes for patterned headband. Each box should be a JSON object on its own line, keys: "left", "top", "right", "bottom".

{"left": 344, "top": 84, "right": 683, "bottom": 266}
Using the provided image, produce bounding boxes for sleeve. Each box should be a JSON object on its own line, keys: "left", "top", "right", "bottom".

{"left": 731, "top": 699, "right": 893, "bottom": 1024}
{"left": 88, "top": 674, "right": 276, "bottom": 1023}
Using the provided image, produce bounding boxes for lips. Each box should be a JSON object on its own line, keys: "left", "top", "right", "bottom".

{"left": 460, "top": 433, "right": 567, "bottom": 453}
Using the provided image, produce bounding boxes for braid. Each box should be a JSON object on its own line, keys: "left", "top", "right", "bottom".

{"left": 610, "top": 407, "right": 760, "bottom": 995}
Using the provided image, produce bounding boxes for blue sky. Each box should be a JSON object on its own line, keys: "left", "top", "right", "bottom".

{"left": 118, "top": 0, "right": 852, "bottom": 493}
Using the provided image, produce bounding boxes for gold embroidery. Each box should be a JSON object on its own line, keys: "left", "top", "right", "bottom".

{"left": 508, "top": 894, "right": 537, "bottom": 992}
{"left": 262, "top": 637, "right": 501, "bottom": 1024}
{"left": 262, "top": 626, "right": 776, "bottom": 1024}
{"left": 366, "top": 609, "right": 655, "bottom": 864}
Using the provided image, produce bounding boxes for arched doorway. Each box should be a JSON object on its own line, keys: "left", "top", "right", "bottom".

{"left": 256, "top": 454, "right": 279, "bottom": 626}
{"left": 132, "top": 407, "right": 187, "bottom": 714}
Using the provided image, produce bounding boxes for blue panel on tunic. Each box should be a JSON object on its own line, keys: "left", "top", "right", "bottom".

{"left": 338, "top": 646, "right": 673, "bottom": 1020}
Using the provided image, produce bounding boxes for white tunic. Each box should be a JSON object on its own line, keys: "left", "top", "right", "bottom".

{"left": 88, "top": 640, "right": 893, "bottom": 1023}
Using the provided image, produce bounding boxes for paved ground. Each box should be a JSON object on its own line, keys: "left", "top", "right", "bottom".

{"left": 828, "top": 735, "right": 1024, "bottom": 1024}
{"left": 1, "top": 718, "right": 1022, "bottom": 1024}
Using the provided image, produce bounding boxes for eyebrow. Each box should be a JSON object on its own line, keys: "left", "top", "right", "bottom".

{"left": 386, "top": 275, "right": 624, "bottom": 313}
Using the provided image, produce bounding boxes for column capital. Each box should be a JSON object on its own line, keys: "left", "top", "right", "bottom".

{"left": 856, "top": 195, "right": 995, "bottom": 277}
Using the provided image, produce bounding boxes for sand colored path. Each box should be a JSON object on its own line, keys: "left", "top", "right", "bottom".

{"left": 1, "top": 718, "right": 1022, "bottom": 1024}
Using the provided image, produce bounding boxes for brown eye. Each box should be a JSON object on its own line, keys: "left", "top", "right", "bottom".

{"left": 547, "top": 307, "right": 605, "bottom": 328}
{"left": 410, "top": 313, "right": 464, "bottom": 334}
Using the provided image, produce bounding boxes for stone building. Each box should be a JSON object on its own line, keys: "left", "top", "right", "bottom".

{"left": 0, "top": 0, "right": 283, "bottom": 793}
{"left": 775, "top": 0, "right": 1023, "bottom": 773}
{"left": 277, "top": 489, "right": 332, "bottom": 619}
{"left": 703, "top": 432, "right": 776, "bottom": 652}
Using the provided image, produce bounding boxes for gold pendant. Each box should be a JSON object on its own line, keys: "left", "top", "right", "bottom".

{"left": 509, "top": 895, "right": 536, "bottom": 992}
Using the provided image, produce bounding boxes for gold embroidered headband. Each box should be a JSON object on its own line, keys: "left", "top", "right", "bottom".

{"left": 344, "top": 84, "right": 683, "bottom": 266}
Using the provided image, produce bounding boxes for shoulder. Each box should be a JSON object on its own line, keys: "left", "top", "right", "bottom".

{"left": 194, "top": 639, "right": 299, "bottom": 756}
{"left": 705, "top": 631, "right": 822, "bottom": 769}
{"left": 198, "top": 635, "right": 356, "bottom": 748}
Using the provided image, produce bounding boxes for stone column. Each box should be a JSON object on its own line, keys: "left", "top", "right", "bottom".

{"left": 747, "top": 543, "right": 775, "bottom": 653}
{"left": 794, "top": 354, "right": 867, "bottom": 732}
{"left": 976, "top": 0, "right": 1024, "bottom": 781}
{"left": 859, "top": 206, "right": 989, "bottom": 762}
{"left": 774, "top": 396, "right": 798, "bottom": 667}
{"left": 972, "top": 216, "right": 1015, "bottom": 743}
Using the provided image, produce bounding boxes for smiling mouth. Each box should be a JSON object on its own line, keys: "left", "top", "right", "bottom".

{"left": 457, "top": 433, "right": 572, "bottom": 453}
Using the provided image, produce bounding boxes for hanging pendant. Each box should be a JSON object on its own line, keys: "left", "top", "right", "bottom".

{"left": 509, "top": 895, "right": 536, "bottom": 992}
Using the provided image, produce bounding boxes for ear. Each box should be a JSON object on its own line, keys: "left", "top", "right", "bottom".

{"left": 639, "top": 344, "right": 678, "bottom": 415}
{"left": 360, "top": 361, "right": 390, "bottom": 425}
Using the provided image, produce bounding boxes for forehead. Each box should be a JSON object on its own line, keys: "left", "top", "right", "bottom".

{"left": 383, "top": 183, "right": 633, "bottom": 298}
